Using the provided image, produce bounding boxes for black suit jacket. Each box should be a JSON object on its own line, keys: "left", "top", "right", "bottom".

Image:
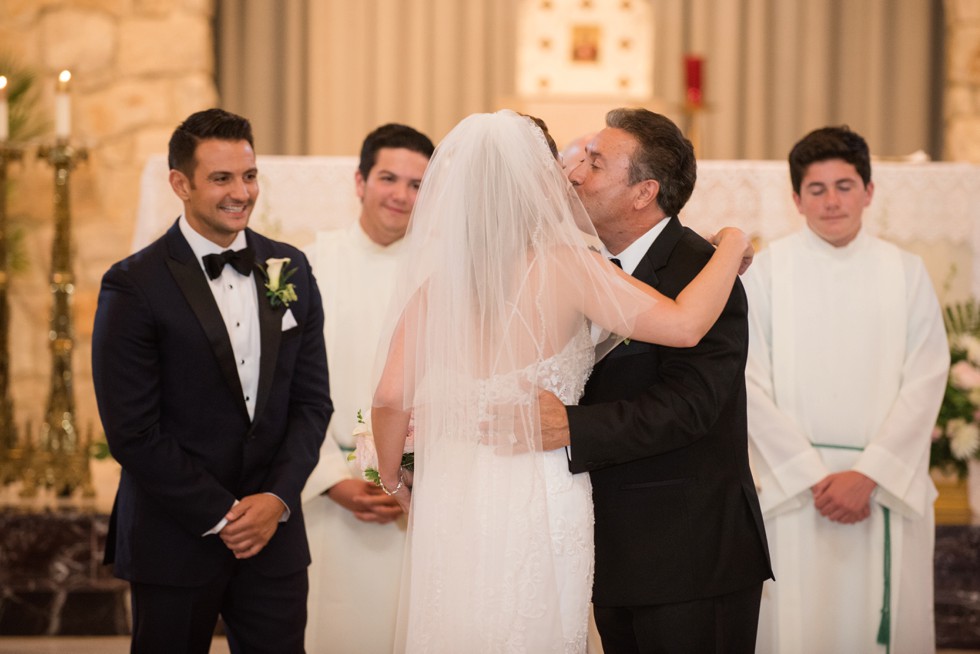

{"left": 567, "top": 217, "right": 772, "bottom": 607}
{"left": 92, "top": 220, "right": 332, "bottom": 587}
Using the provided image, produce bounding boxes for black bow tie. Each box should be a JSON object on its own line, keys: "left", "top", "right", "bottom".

{"left": 608, "top": 257, "right": 623, "bottom": 269}
{"left": 202, "top": 247, "right": 255, "bottom": 280}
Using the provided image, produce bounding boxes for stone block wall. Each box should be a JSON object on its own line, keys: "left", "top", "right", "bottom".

{"left": 946, "top": 0, "right": 980, "bottom": 162}
{"left": 0, "top": 0, "right": 217, "bottom": 462}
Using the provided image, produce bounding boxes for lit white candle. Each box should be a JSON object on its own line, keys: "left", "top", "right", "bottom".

{"left": 0, "top": 76, "right": 8, "bottom": 142}
{"left": 55, "top": 69, "right": 71, "bottom": 140}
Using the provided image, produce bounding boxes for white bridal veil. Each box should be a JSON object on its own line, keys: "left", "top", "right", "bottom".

{"left": 373, "top": 110, "right": 658, "bottom": 652}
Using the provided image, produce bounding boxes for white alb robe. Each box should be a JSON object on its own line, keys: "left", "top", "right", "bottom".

{"left": 743, "top": 227, "right": 949, "bottom": 654}
{"left": 303, "top": 222, "right": 408, "bottom": 653}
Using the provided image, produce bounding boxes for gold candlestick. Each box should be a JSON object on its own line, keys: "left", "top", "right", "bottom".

{"left": 681, "top": 104, "right": 704, "bottom": 157}
{"left": 0, "top": 142, "right": 22, "bottom": 487}
{"left": 37, "top": 140, "right": 87, "bottom": 496}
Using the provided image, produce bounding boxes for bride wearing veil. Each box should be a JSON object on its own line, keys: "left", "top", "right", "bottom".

{"left": 372, "top": 110, "right": 751, "bottom": 653}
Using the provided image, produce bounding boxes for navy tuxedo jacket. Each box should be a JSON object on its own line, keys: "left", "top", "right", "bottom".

{"left": 567, "top": 217, "right": 772, "bottom": 607}
{"left": 92, "top": 221, "right": 332, "bottom": 586}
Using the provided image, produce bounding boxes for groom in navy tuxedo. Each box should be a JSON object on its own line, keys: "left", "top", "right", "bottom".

{"left": 92, "top": 108, "right": 332, "bottom": 653}
{"left": 542, "top": 108, "right": 772, "bottom": 652}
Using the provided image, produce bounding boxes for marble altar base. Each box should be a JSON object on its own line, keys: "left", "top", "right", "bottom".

{"left": 0, "top": 509, "right": 977, "bottom": 644}
{"left": 0, "top": 508, "right": 128, "bottom": 636}
{"left": 936, "top": 523, "right": 980, "bottom": 649}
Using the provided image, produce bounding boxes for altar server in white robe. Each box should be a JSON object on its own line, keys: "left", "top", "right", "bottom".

{"left": 302, "top": 124, "right": 433, "bottom": 653}
{"left": 743, "top": 126, "right": 949, "bottom": 654}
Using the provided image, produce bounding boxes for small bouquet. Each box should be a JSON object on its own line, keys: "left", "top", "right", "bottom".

{"left": 347, "top": 409, "right": 414, "bottom": 485}
{"left": 932, "top": 301, "right": 980, "bottom": 478}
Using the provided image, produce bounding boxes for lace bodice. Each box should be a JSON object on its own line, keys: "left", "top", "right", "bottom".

{"left": 474, "top": 325, "right": 595, "bottom": 427}
{"left": 535, "top": 325, "right": 595, "bottom": 405}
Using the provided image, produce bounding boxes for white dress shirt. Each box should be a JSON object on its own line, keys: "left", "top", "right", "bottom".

{"left": 178, "top": 216, "right": 287, "bottom": 535}
{"left": 590, "top": 217, "right": 672, "bottom": 346}
{"left": 179, "top": 216, "right": 260, "bottom": 419}
{"left": 603, "top": 216, "right": 671, "bottom": 275}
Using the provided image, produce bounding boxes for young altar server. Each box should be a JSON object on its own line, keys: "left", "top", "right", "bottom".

{"left": 743, "top": 125, "right": 949, "bottom": 654}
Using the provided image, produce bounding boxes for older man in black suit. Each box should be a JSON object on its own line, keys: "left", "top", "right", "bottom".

{"left": 542, "top": 108, "right": 772, "bottom": 653}
{"left": 92, "top": 108, "right": 332, "bottom": 654}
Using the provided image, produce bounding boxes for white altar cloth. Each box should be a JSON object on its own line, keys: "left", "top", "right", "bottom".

{"left": 134, "top": 155, "right": 980, "bottom": 293}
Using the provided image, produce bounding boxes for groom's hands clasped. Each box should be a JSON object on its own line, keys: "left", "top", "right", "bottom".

{"left": 220, "top": 494, "right": 286, "bottom": 559}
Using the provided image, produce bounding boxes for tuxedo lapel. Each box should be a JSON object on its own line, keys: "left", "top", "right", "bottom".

{"left": 249, "top": 235, "right": 283, "bottom": 428}
{"left": 600, "top": 217, "right": 684, "bottom": 361}
{"left": 164, "top": 224, "right": 249, "bottom": 418}
{"left": 632, "top": 216, "right": 684, "bottom": 287}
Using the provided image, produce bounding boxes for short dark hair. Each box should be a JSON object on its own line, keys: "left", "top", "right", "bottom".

{"left": 605, "top": 108, "right": 696, "bottom": 217}
{"left": 168, "top": 108, "right": 254, "bottom": 177}
{"left": 358, "top": 123, "right": 435, "bottom": 179}
{"left": 788, "top": 126, "right": 871, "bottom": 194}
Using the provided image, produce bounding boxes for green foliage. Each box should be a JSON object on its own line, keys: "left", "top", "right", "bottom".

{"left": 944, "top": 299, "right": 980, "bottom": 337}
{"left": 932, "top": 341, "right": 971, "bottom": 478}
{"left": 362, "top": 453, "right": 414, "bottom": 488}
{"left": 89, "top": 437, "right": 113, "bottom": 460}
{"left": 5, "top": 227, "right": 27, "bottom": 274}
{"left": 0, "top": 53, "right": 47, "bottom": 141}
{"left": 1, "top": 54, "right": 45, "bottom": 279}
{"left": 932, "top": 300, "right": 980, "bottom": 478}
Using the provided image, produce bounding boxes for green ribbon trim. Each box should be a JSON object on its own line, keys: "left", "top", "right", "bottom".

{"left": 339, "top": 445, "right": 355, "bottom": 453}
{"left": 876, "top": 506, "right": 891, "bottom": 652}
{"left": 811, "top": 442, "right": 864, "bottom": 451}
{"left": 812, "top": 442, "right": 890, "bottom": 650}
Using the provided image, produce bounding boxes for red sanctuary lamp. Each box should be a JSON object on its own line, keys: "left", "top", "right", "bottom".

{"left": 682, "top": 54, "right": 705, "bottom": 153}
{"left": 684, "top": 54, "right": 703, "bottom": 109}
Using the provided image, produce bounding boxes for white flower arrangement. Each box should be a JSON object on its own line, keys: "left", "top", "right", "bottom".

{"left": 932, "top": 305, "right": 980, "bottom": 478}
{"left": 347, "top": 409, "right": 414, "bottom": 485}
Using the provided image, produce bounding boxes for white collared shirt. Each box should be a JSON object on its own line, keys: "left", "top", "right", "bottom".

{"left": 604, "top": 216, "right": 672, "bottom": 275}
{"left": 179, "top": 215, "right": 260, "bottom": 420}
{"left": 179, "top": 217, "right": 290, "bottom": 535}
{"left": 590, "top": 217, "right": 673, "bottom": 345}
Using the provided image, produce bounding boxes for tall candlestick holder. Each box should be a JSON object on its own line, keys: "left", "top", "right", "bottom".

{"left": 681, "top": 103, "right": 704, "bottom": 157}
{"left": 35, "top": 139, "right": 90, "bottom": 497}
{"left": 0, "top": 141, "right": 23, "bottom": 488}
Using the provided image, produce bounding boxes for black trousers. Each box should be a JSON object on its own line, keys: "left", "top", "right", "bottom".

{"left": 594, "top": 582, "right": 764, "bottom": 654}
{"left": 129, "top": 562, "right": 308, "bottom": 654}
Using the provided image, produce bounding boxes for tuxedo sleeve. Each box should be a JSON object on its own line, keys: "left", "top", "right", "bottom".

{"left": 259, "top": 254, "right": 333, "bottom": 511}
{"left": 92, "top": 264, "right": 237, "bottom": 536}
{"left": 566, "top": 270, "right": 748, "bottom": 473}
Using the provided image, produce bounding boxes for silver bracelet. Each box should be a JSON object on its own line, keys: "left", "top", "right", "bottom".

{"left": 379, "top": 469, "right": 404, "bottom": 496}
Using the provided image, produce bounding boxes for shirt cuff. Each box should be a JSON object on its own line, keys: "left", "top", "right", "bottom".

{"left": 203, "top": 499, "right": 239, "bottom": 536}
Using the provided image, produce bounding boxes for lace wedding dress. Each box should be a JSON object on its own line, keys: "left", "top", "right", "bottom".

{"left": 400, "top": 325, "right": 596, "bottom": 653}
{"left": 373, "top": 111, "right": 659, "bottom": 654}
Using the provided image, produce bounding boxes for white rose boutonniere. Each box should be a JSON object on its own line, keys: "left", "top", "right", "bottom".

{"left": 260, "top": 257, "right": 298, "bottom": 308}
{"left": 347, "top": 409, "right": 415, "bottom": 486}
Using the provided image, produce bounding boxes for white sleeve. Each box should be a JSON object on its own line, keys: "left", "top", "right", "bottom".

{"left": 301, "top": 235, "right": 356, "bottom": 505}
{"left": 853, "top": 256, "right": 949, "bottom": 518}
{"left": 744, "top": 253, "right": 829, "bottom": 517}
{"left": 301, "top": 417, "right": 355, "bottom": 504}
